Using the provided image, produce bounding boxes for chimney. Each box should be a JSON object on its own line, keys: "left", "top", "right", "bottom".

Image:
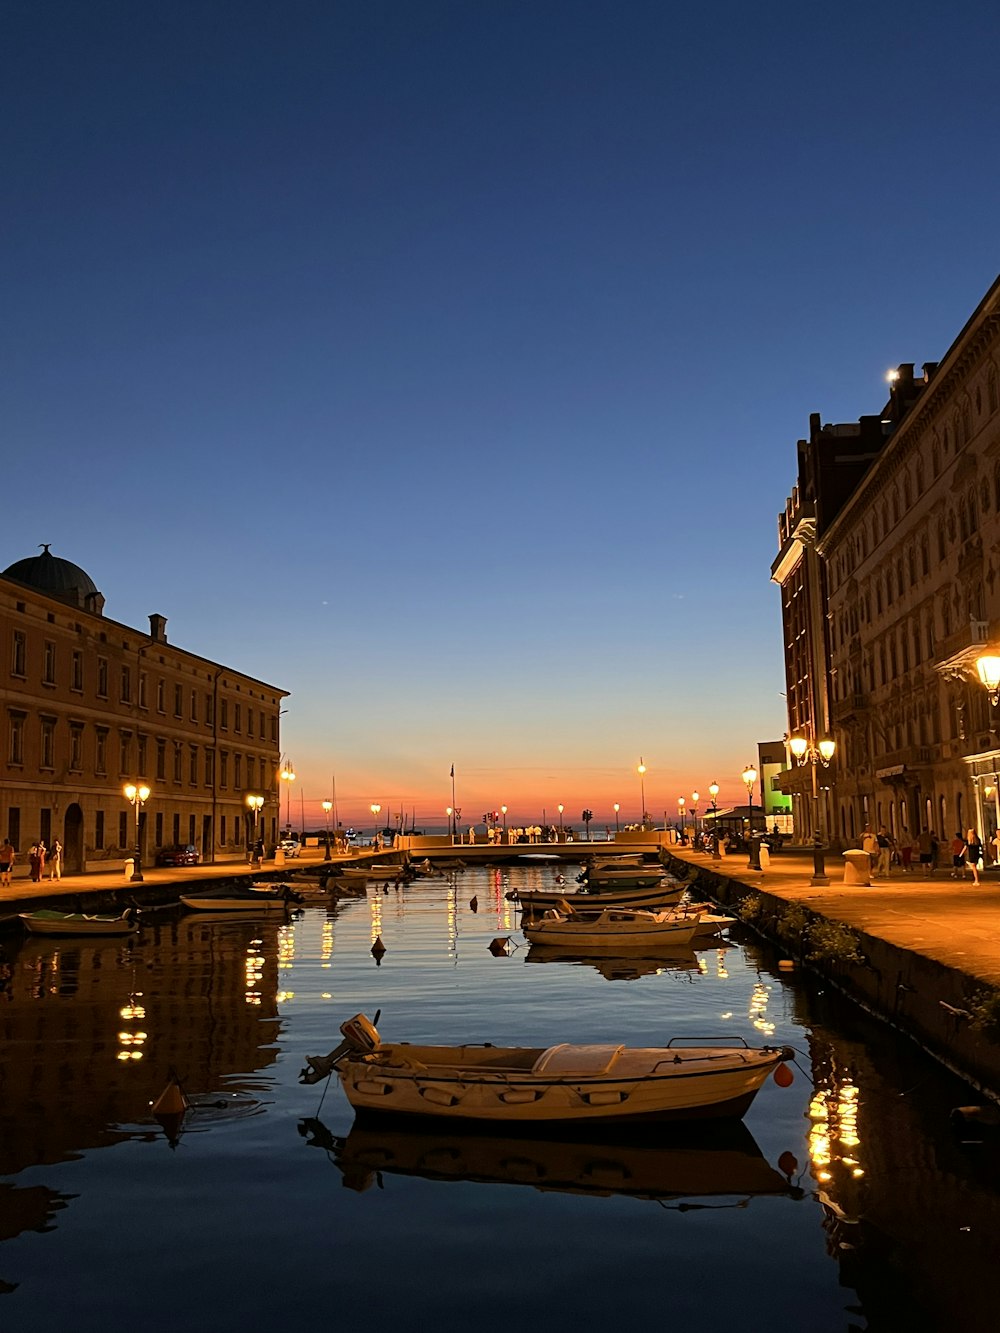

{"left": 149, "top": 613, "right": 168, "bottom": 643}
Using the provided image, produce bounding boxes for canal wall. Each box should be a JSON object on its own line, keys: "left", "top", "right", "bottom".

{"left": 665, "top": 851, "right": 1000, "bottom": 1101}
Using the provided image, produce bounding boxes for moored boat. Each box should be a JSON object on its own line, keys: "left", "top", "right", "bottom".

{"left": 512, "top": 880, "right": 686, "bottom": 915}
{"left": 581, "top": 865, "right": 669, "bottom": 888}
{"left": 522, "top": 905, "right": 699, "bottom": 951}
{"left": 180, "top": 884, "right": 301, "bottom": 912}
{"left": 19, "top": 908, "right": 138, "bottom": 937}
{"left": 300, "top": 1013, "right": 795, "bottom": 1125}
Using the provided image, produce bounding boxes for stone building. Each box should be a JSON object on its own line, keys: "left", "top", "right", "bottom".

{"left": 1, "top": 546, "right": 287, "bottom": 872}
{"left": 773, "top": 275, "right": 1000, "bottom": 850}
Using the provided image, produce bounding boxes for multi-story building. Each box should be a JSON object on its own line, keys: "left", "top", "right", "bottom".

{"left": 1, "top": 546, "right": 288, "bottom": 872}
{"left": 773, "top": 274, "right": 1000, "bottom": 850}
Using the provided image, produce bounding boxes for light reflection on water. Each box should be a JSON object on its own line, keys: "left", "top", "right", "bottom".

{"left": 1, "top": 863, "right": 999, "bottom": 1330}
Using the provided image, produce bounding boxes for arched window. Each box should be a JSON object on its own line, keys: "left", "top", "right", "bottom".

{"left": 989, "top": 365, "right": 999, "bottom": 413}
{"left": 962, "top": 399, "right": 972, "bottom": 443}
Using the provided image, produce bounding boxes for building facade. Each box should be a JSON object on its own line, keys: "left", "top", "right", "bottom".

{"left": 773, "top": 275, "right": 1000, "bottom": 850}
{"left": 1, "top": 547, "right": 288, "bottom": 872}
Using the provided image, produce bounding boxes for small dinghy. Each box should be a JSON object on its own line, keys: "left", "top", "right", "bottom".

{"left": 180, "top": 884, "right": 301, "bottom": 912}
{"left": 19, "top": 909, "right": 138, "bottom": 937}
{"left": 522, "top": 905, "right": 700, "bottom": 951}
{"left": 301, "top": 1013, "right": 795, "bottom": 1126}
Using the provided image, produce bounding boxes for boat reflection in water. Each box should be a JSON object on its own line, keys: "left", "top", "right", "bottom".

{"left": 524, "top": 943, "right": 708, "bottom": 981}
{"left": 300, "top": 1117, "right": 803, "bottom": 1207}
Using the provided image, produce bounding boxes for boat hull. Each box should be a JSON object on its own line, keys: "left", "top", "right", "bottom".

{"left": 179, "top": 894, "right": 290, "bottom": 912}
{"left": 19, "top": 911, "right": 138, "bottom": 936}
{"left": 336, "top": 1041, "right": 788, "bottom": 1125}
{"left": 515, "top": 883, "right": 685, "bottom": 914}
{"left": 522, "top": 916, "right": 698, "bottom": 950}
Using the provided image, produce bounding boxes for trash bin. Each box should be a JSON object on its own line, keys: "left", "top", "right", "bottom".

{"left": 842, "top": 849, "right": 871, "bottom": 887}
{"left": 274, "top": 849, "right": 286, "bottom": 867}
{"left": 758, "top": 842, "right": 771, "bottom": 870}
{"left": 123, "top": 858, "right": 134, "bottom": 880}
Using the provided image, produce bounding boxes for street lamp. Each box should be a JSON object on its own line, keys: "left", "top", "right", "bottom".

{"left": 501, "top": 804, "right": 507, "bottom": 841}
{"left": 557, "top": 804, "right": 564, "bottom": 838}
{"left": 691, "top": 791, "right": 700, "bottom": 850}
{"left": 280, "top": 759, "right": 295, "bottom": 833}
{"left": 742, "top": 765, "right": 761, "bottom": 870}
{"left": 123, "top": 782, "right": 150, "bottom": 883}
{"left": 976, "top": 655, "right": 1000, "bottom": 706}
{"left": 708, "top": 782, "right": 720, "bottom": 859}
{"left": 637, "top": 758, "right": 647, "bottom": 828}
{"left": 613, "top": 802, "right": 620, "bottom": 833}
{"left": 322, "top": 799, "right": 333, "bottom": 861}
{"left": 788, "top": 730, "right": 837, "bottom": 884}
{"left": 246, "top": 793, "right": 264, "bottom": 866}
{"left": 446, "top": 806, "right": 453, "bottom": 842}
{"left": 677, "top": 797, "right": 685, "bottom": 844}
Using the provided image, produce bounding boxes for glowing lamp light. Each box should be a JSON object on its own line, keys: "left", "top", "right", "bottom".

{"left": 789, "top": 736, "right": 808, "bottom": 761}
{"left": 818, "top": 738, "right": 836, "bottom": 762}
{"left": 977, "top": 655, "right": 1000, "bottom": 706}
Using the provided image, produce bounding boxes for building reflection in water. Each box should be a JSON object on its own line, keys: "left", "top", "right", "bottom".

{"left": 0, "top": 916, "right": 284, "bottom": 1188}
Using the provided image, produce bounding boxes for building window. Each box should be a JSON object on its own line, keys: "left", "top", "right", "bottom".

{"left": 205, "top": 693, "right": 214, "bottom": 726}
{"left": 137, "top": 733, "right": 148, "bottom": 776}
{"left": 120, "top": 664, "right": 131, "bottom": 703}
{"left": 190, "top": 689, "right": 198, "bottom": 722}
{"left": 11, "top": 631, "right": 26, "bottom": 678}
{"left": 189, "top": 814, "right": 196, "bottom": 845}
{"left": 70, "top": 723, "right": 83, "bottom": 771}
{"left": 270, "top": 716, "right": 277, "bottom": 743}
{"left": 96, "top": 728, "right": 108, "bottom": 775}
{"left": 234, "top": 703, "right": 241, "bottom": 734}
{"left": 173, "top": 742, "right": 182, "bottom": 783}
{"left": 71, "top": 649, "right": 83, "bottom": 691}
{"left": 989, "top": 367, "right": 999, "bottom": 414}
{"left": 189, "top": 745, "right": 198, "bottom": 784}
{"left": 205, "top": 749, "right": 215, "bottom": 787}
{"left": 172, "top": 813, "right": 180, "bottom": 845}
{"left": 139, "top": 671, "right": 148, "bottom": 709}
{"left": 155, "top": 811, "right": 164, "bottom": 847}
{"left": 42, "top": 640, "right": 56, "bottom": 685}
{"left": 247, "top": 710, "right": 254, "bottom": 738}
{"left": 119, "top": 812, "right": 128, "bottom": 848}
{"left": 156, "top": 738, "right": 166, "bottom": 780}
{"left": 247, "top": 756, "right": 255, "bottom": 788}
{"left": 9, "top": 712, "right": 25, "bottom": 765}
{"left": 221, "top": 814, "right": 227, "bottom": 845}
{"left": 40, "top": 718, "right": 55, "bottom": 769}
{"left": 119, "top": 730, "right": 132, "bottom": 774}
{"left": 174, "top": 683, "right": 183, "bottom": 717}
{"left": 220, "top": 699, "right": 228, "bottom": 731}
{"left": 95, "top": 809, "right": 105, "bottom": 850}
{"left": 234, "top": 753, "right": 242, "bottom": 788}
{"left": 156, "top": 677, "right": 165, "bottom": 713}
{"left": 97, "top": 656, "right": 108, "bottom": 698}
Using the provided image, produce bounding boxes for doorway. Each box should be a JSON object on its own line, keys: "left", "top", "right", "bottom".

{"left": 64, "top": 803, "right": 84, "bottom": 875}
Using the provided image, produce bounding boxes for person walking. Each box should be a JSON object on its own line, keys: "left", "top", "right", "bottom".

{"left": 876, "top": 827, "right": 892, "bottom": 877}
{"left": 48, "top": 838, "right": 63, "bottom": 880}
{"left": 897, "top": 832, "right": 913, "bottom": 873}
{"left": 0, "top": 839, "right": 14, "bottom": 887}
{"left": 916, "top": 827, "right": 934, "bottom": 875}
{"left": 861, "top": 826, "right": 879, "bottom": 875}
{"left": 28, "top": 842, "right": 42, "bottom": 883}
{"left": 949, "top": 831, "right": 967, "bottom": 879}
{"left": 965, "top": 829, "right": 983, "bottom": 885}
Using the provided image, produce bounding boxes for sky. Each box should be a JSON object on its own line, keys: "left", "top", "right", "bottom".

{"left": 4, "top": 1, "right": 1000, "bottom": 830}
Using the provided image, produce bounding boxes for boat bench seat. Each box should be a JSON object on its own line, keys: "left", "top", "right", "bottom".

{"left": 532, "top": 1044, "right": 625, "bottom": 1076}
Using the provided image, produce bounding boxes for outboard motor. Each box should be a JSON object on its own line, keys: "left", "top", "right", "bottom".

{"left": 299, "top": 1012, "right": 381, "bottom": 1085}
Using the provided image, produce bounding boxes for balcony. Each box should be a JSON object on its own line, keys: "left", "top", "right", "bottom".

{"left": 831, "top": 692, "right": 869, "bottom": 724}
{"left": 933, "top": 618, "right": 990, "bottom": 676}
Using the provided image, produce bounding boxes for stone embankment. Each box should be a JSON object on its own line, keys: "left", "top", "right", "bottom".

{"left": 665, "top": 846, "right": 1000, "bottom": 1099}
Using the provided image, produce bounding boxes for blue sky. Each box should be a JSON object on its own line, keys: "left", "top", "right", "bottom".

{"left": 4, "top": 1, "right": 999, "bottom": 825}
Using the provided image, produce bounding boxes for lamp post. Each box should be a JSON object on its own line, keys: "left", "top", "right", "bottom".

{"left": 246, "top": 793, "right": 264, "bottom": 866}
{"left": 677, "top": 797, "right": 685, "bottom": 844}
{"left": 322, "top": 799, "right": 333, "bottom": 861}
{"left": 370, "top": 803, "right": 381, "bottom": 848}
{"left": 709, "top": 782, "right": 720, "bottom": 859}
{"left": 789, "top": 730, "right": 837, "bottom": 884}
{"left": 637, "top": 758, "right": 647, "bottom": 828}
{"left": 691, "top": 791, "right": 700, "bottom": 850}
{"left": 742, "top": 765, "right": 760, "bottom": 870}
{"left": 557, "top": 804, "right": 564, "bottom": 839}
{"left": 976, "top": 655, "right": 1000, "bottom": 705}
{"left": 123, "top": 782, "right": 150, "bottom": 883}
{"left": 501, "top": 804, "right": 507, "bottom": 842}
{"left": 280, "top": 759, "right": 295, "bottom": 834}
{"left": 446, "top": 806, "right": 454, "bottom": 842}
{"left": 613, "top": 802, "right": 620, "bottom": 833}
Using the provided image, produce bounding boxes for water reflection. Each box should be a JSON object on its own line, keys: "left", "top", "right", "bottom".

{"left": 524, "top": 944, "right": 703, "bottom": 980}
{"left": 300, "top": 1116, "right": 803, "bottom": 1207}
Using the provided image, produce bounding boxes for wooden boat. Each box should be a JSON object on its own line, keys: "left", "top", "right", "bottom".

{"left": 512, "top": 880, "right": 685, "bottom": 915}
{"left": 582, "top": 865, "right": 669, "bottom": 888}
{"left": 300, "top": 1013, "right": 795, "bottom": 1125}
{"left": 180, "top": 884, "right": 301, "bottom": 912}
{"left": 301, "top": 1116, "right": 802, "bottom": 1205}
{"left": 522, "top": 905, "right": 700, "bottom": 950}
{"left": 19, "top": 908, "right": 138, "bottom": 937}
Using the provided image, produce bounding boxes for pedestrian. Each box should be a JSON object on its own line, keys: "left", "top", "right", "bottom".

{"left": 916, "top": 827, "right": 934, "bottom": 875}
{"left": 28, "top": 842, "right": 42, "bottom": 883}
{"left": 861, "top": 826, "right": 879, "bottom": 875}
{"left": 48, "top": 838, "right": 62, "bottom": 880}
{"left": 0, "top": 839, "right": 14, "bottom": 886}
{"left": 897, "top": 832, "right": 913, "bottom": 873}
{"left": 965, "top": 828, "right": 983, "bottom": 885}
{"left": 876, "top": 827, "right": 892, "bottom": 877}
{"left": 950, "top": 831, "right": 967, "bottom": 878}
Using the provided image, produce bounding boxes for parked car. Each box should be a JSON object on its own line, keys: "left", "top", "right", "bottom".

{"left": 277, "top": 837, "right": 301, "bottom": 858}
{"left": 156, "top": 844, "right": 201, "bottom": 867}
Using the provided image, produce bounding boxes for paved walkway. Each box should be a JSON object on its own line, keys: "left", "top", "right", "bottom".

{"left": 670, "top": 845, "right": 1000, "bottom": 988}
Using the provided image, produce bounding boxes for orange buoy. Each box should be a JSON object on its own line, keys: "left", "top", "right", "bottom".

{"left": 371, "top": 935, "right": 387, "bottom": 960}
{"left": 773, "top": 1062, "right": 794, "bottom": 1087}
{"left": 152, "top": 1077, "right": 189, "bottom": 1118}
{"left": 469, "top": 896, "right": 479, "bottom": 912}
{"left": 778, "top": 959, "right": 795, "bottom": 971}
{"left": 489, "top": 937, "right": 511, "bottom": 956}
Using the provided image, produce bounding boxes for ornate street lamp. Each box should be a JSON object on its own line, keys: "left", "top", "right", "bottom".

{"left": 246, "top": 793, "right": 264, "bottom": 866}
{"left": 446, "top": 806, "right": 453, "bottom": 842}
{"left": 708, "top": 782, "right": 720, "bottom": 859}
{"left": 637, "top": 758, "right": 647, "bottom": 828}
{"left": 501, "top": 804, "right": 507, "bottom": 841}
{"left": 613, "top": 802, "right": 620, "bottom": 833}
{"left": 123, "top": 782, "right": 151, "bottom": 883}
{"left": 677, "top": 796, "right": 685, "bottom": 844}
{"left": 742, "top": 765, "right": 761, "bottom": 871}
{"left": 691, "top": 791, "right": 700, "bottom": 849}
{"left": 788, "top": 731, "right": 837, "bottom": 884}
{"left": 557, "top": 804, "right": 564, "bottom": 838}
{"left": 976, "top": 655, "right": 1000, "bottom": 706}
{"left": 280, "top": 759, "right": 296, "bottom": 834}
{"left": 322, "top": 799, "right": 333, "bottom": 860}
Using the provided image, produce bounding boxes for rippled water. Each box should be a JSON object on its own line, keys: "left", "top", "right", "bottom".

{"left": 2, "top": 864, "right": 999, "bottom": 1332}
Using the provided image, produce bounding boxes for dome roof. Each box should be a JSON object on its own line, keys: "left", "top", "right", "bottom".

{"left": 3, "top": 545, "right": 101, "bottom": 608}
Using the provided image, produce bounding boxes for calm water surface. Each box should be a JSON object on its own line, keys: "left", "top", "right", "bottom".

{"left": 2, "top": 864, "right": 999, "bottom": 1332}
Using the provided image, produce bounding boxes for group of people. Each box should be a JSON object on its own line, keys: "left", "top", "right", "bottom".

{"left": 860, "top": 826, "right": 989, "bottom": 883}
{"left": 0, "top": 838, "right": 63, "bottom": 885}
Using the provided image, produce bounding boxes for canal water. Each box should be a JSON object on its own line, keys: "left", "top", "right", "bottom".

{"left": 2, "top": 864, "right": 999, "bottom": 1332}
